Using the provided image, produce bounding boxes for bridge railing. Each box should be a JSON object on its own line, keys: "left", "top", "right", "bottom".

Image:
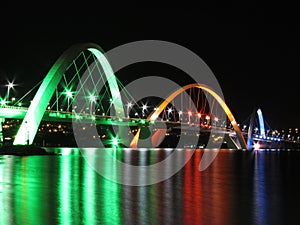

{"left": 0, "top": 105, "right": 29, "bottom": 110}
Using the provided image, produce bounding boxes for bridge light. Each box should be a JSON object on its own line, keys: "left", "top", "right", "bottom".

{"left": 179, "top": 110, "right": 182, "bottom": 115}
{"left": 197, "top": 113, "right": 201, "bottom": 118}
{"left": 0, "top": 99, "right": 6, "bottom": 106}
{"left": 127, "top": 102, "right": 133, "bottom": 118}
{"left": 8, "top": 82, "right": 14, "bottom": 89}
{"left": 254, "top": 142, "right": 261, "bottom": 150}
{"left": 142, "top": 104, "right": 147, "bottom": 111}
{"left": 64, "top": 89, "right": 74, "bottom": 111}
{"left": 88, "top": 94, "right": 97, "bottom": 114}
{"left": 6, "top": 81, "right": 17, "bottom": 103}
{"left": 89, "top": 94, "right": 96, "bottom": 102}
{"left": 111, "top": 137, "right": 119, "bottom": 146}
{"left": 66, "top": 90, "right": 73, "bottom": 98}
{"left": 167, "top": 108, "right": 172, "bottom": 114}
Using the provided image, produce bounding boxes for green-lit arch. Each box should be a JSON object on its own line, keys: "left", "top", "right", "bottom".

{"left": 13, "top": 43, "right": 125, "bottom": 145}
{"left": 130, "top": 83, "right": 248, "bottom": 150}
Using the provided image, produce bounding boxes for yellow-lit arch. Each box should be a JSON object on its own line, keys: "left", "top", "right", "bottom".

{"left": 130, "top": 83, "right": 248, "bottom": 149}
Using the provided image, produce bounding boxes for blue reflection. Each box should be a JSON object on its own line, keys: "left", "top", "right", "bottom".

{"left": 253, "top": 151, "right": 267, "bottom": 225}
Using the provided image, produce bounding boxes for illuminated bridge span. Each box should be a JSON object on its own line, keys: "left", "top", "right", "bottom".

{"left": 0, "top": 43, "right": 296, "bottom": 150}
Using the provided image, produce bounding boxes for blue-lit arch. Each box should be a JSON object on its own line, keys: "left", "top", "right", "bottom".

{"left": 247, "top": 107, "right": 266, "bottom": 149}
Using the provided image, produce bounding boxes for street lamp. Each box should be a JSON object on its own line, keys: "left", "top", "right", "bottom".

{"left": 188, "top": 111, "right": 192, "bottom": 124}
{"left": 179, "top": 110, "right": 183, "bottom": 121}
{"left": 127, "top": 102, "right": 132, "bottom": 118}
{"left": 0, "top": 99, "right": 6, "bottom": 106}
{"left": 197, "top": 113, "right": 201, "bottom": 123}
{"left": 205, "top": 115, "right": 210, "bottom": 125}
{"left": 214, "top": 117, "right": 219, "bottom": 127}
{"left": 142, "top": 104, "right": 148, "bottom": 117}
{"left": 6, "top": 81, "right": 15, "bottom": 103}
{"left": 167, "top": 107, "right": 172, "bottom": 120}
{"left": 65, "top": 89, "right": 73, "bottom": 111}
{"left": 89, "top": 94, "right": 96, "bottom": 114}
{"left": 11, "top": 97, "right": 16, "bottom": 106}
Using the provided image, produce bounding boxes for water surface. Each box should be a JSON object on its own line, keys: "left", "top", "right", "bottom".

{"left": 1, "top": 148, "right": 300, "bottom": 225}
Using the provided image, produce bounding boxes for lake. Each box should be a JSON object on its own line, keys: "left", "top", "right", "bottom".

{"left": 1, "top": 148, "right": 300, "bottom": 225}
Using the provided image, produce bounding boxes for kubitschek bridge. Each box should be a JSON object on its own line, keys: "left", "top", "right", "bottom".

{"left": 0, "top": 43, "right": 292, "bottom": 150}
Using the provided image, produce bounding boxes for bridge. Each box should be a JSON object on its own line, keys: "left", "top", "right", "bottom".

{"left": 0, "top": 43, "right": 299, "bottom": 150}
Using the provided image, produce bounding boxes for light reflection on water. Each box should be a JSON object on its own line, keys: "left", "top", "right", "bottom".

{"left": 0, "top": 148, "right": 300, "bottom": 225}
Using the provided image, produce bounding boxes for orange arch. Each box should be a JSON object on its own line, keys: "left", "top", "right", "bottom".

{"left": 130, "top": 83, "right": 248, "bottom": 149}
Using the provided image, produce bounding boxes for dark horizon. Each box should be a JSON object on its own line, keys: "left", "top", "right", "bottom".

{"left": 0, "top": 7, "right": 299, "bottom": 130}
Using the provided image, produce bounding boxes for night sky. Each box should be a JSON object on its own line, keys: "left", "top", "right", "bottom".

{"left": 0, "top": 7, "right": 299, "bottom": 130}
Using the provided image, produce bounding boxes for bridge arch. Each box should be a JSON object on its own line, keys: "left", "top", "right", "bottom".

{"left": 13, "top": 43, "right": 125, "bottom": 145}
{"left": 130, "top": 83, "right": 248, "bottom": 150}
{"left": 247, "top": 107, "right": 266, "bottom": 149}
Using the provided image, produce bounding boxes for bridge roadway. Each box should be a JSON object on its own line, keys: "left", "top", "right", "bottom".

{"left": 0, "top": 106, "right": 292, "bottom": 139}
{"left": 0, "top": 106, "right": 234, "bottom": 132}
{"left": 2, "top": 106, "right": 298, "bottom": 149}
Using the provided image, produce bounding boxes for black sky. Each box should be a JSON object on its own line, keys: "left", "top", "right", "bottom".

{"left": 0, "top": 7, "right": 299, "bottom": 129}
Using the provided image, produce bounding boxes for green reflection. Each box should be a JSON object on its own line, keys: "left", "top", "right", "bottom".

{"left": 82, "top": 155, "right": 96, "bottom": 223}
{"left": 0, "top": 157, "right": 7, "bottom": 225}
{"left": 1, "top": 148, "right": 126, "bottom": 225}
{"left": 25, "top": 157, "right": 51, "bottom": 225}
{"left": 59, "top": 154, "right": 72, "bottom": 225}
{"left": 101, "top": 148, "right": 121, "bottom": 225}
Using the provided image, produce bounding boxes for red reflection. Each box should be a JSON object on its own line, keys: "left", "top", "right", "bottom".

{"left": 183, "top": 150, "right": 233, "bottom": 225}
{"left": 183, "top": 149, "right": 203, "bottom": 224}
